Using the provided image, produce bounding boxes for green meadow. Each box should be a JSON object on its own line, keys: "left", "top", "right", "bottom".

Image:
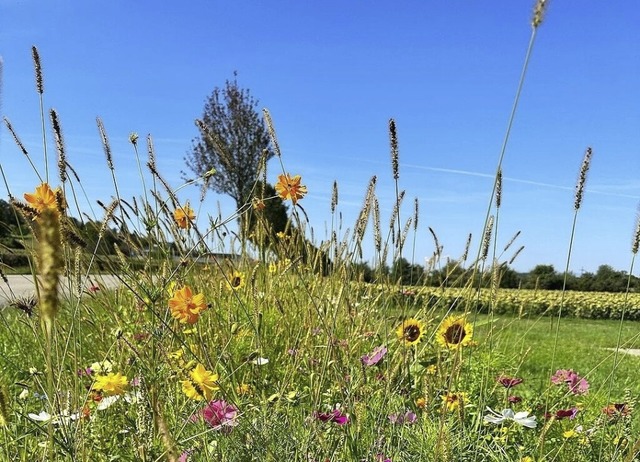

{"left": 3, "top": 4, "right": 640, "bottom": 461}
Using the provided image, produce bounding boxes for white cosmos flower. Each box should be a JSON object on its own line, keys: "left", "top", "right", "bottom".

{"left": 28, "top": 411, "right": 52, "bottom": 422}
{"left": 483, "top": 407, "right": 537, "bottom": 428}
{"left": 97, "top": 395, "right": 121, "bottom": 410}
{"left": 28, "top": 409, "right": 79, "bottom": 425}
{"left": 96, "top": 391, "right": 142, "bottom": 410}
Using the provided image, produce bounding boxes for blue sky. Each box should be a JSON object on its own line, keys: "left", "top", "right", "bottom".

{"left": 1, "top": 1, "right": 639, "bottom": 274}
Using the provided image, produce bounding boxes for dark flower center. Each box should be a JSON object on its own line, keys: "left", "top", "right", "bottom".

{"left": 231, "top": 276, "right": 242, "bottom": 287}
{"left": 404, "top": 325, "right": 421, "bottom": 342}
{"left": 444, "top": 324, "right": 466, "bottom": 344}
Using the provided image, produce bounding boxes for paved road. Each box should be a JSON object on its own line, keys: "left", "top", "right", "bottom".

{"left": 0, "top": 274, "right": 121, "bottom": 305}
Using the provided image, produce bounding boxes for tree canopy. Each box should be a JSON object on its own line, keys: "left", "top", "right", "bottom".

{"left": 185, "top": 75, "right": 273, "bottom": 210}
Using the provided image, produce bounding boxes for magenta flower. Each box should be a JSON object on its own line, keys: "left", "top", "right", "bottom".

{"left": 551, "top": 369, "right": 573, "bottom": 385}
{"left": 388, "top": 410, "right": 417, "bottom": 425}
{"left": 196, "top": 400, "right": 239, "bottom": 432}
{"left": 568, "top": 376, "right": 589, "bottom": 395}
{"left": 555, "top": 407, "right": 579, "bottom": 420}
{"left": 361, "top": 345, "right": 388, "bottom": 367}
{"left": 551, "top": 369, "right": 589, "bottom": 395}
{"left": 508, "top": 395, "right": 522, "bottom": 404}
{"left": 314, "top": 409, "right": 349, "bottom": 425}
{"left": 497, "top": 375, "right": 523, "bottom": 388}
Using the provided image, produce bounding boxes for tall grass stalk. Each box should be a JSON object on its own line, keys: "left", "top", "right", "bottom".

{"left": 467, "top": 3, "right": 548, "bottom": 457}
{"left": 31, "top": 46, "right": 50, "bottom": 183}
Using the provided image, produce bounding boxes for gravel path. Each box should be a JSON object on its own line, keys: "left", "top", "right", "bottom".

{"left": 0, "top": 274, "right": 121, "bottom": 305}
{"left": 605, "top": 348, "right": 640, "bottom": 357}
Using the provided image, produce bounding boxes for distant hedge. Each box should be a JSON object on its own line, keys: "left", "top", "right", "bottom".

{"left": 0, "top": 252, "right": 31, "bottom": 269}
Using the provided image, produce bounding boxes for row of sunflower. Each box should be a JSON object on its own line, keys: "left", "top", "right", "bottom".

{"left": 381, "top": 285, "right": 640, "bottom": 321}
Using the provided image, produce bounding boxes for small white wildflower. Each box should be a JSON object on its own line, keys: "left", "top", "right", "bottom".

{"left": 90, "top": 360, "right": 113, "bottom": 374}
{"left": 251, "top": 357, "right": 269, "bottom": 366}
{"left": 483, "top": 407, "right": 537, "bottom": 428}
{"left": 96, "top": 395, "right": 121, "bottom": 410}
{"left": 28, "top": 411, "right": 52, "bottom": 422}
{"left": 18, "top": 389, "right": 29, "bottom": 400}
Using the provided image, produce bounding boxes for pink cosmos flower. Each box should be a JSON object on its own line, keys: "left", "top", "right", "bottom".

{"left": 195, "top": 400, "right": 239, "bottom": 433}
{"left": 361, "top": 345, "right": 388, "bottom": 367}
{"left": 556, "top": 407, "right": 579, "bottom": 420}
{"left": 551, "top": 369, "right": 589, "bottom": 395}
{"left": 388, "top": 410, "right": 417, "bottom": 425}
{"left": 314, "top": 409, "right": 349, "bottom": 425}
{"left": 497, "top": 375, "right": 524, "bottom": 388}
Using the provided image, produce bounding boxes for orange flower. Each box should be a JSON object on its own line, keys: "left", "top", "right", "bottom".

{"left": 174, "top": 203, "right": 195, "bottom": 229}
{"left": 275, "top": 174, "right": 307, "bottom": 204}
{"left": 168, "top": 286, "right": 207, "bottom": 324}
{"left": 23, "top": 183, "right": 60, "bottom": 217}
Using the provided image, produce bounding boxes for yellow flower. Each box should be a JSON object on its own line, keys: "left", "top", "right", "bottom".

{"left": 181, "top": 363, "right": 219, "bottom": 400}
{"left": 93, "top": 372, "right": 128, "bottom": 396}
{"left": 520, "top": 458, "right": 534, "bottom": 462}
{"left": 23, "top": 183, "right": 61, "bottom": 218}
{"left": 395, "top": 318, "right": 426, "bottom": 347}
{"left": 252, "top": 198, "right": 266, "bottom": 211}
{"left": 416, "top": 397, "right": 426, "bottom": 409}
{"left": 268, "top": 262, "right": 278, "bottom": 273}
{"left": 563, "top": 429, "right": 578, "bottom": 439}
{"left": 275, "top": 173, "right": 307, "bottom": 204}
{"left": 168, "top": 286, "right": 207, "bottom": 324}
{"left": 441, "top": 391, "right": 467, "bottom": 411}
{"left": 436, "top": 316, "right": 473, "bottom": 350}
{"left": 173, "top": 203, "right": 195, "bottom": 229}
{"left": 226, "top": 271, "right": 245, "bottom": 291}
{"left": 236, "top": 383, "right": 252, "bottom": 395}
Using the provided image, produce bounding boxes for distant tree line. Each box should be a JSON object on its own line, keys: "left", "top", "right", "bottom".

{"left": 352, "top": 258, "right": 640, "bottom": 293}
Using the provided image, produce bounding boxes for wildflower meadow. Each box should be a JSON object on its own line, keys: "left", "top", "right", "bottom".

{"left": 2, "top": 2, "right": 640, "bottom": 461}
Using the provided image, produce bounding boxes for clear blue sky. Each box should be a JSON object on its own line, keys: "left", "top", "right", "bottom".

{"left": 1, "top": 1, "right": 639, "bottom": 274}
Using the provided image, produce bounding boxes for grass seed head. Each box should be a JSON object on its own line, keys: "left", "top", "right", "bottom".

{"left": 31, "top": 45, "right": 44, "bottom": 94}
{"left": 574, "top": 147, "right": 593, "bottom": 211}
{"left": 389, "top": 118, "right": 399, "bottom": 180}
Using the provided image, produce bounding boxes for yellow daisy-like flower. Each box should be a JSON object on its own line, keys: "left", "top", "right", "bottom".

{"left": 168, "top": 285, "right": 207, "bottom": 324}
{"left": 395, "top": 318, "right": 426, "bottom": 347}
{"left": 173, "top": 203, "right": 195, "bottom": 229}
{"left": 436, "top": 316, "right": 473, "bottom": 350}
{"left": 252, "top": 198, "right": 266, "bottom": 211}
{"left": 23, "top": 183, "right": 61, "bottom": 218}
{"left": 416, "top": 397, "right": 427, "bottom": 409}
{"left": 92, "top": 372, "right": 129, "bottom": 396}
{"left": 236, "top": 383, "right": 252, "bottom": 395}
{"left": 441, "top": 391, "right": 467, "bottom": 412}
{"left": 181, "top": 363, "right": 219, "bottom": 401}
{"left": 226, "top": 271, "right": 245, "bottom": 291}
{"left": 275, "top": 173, "right": 307, "bottom": 204}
